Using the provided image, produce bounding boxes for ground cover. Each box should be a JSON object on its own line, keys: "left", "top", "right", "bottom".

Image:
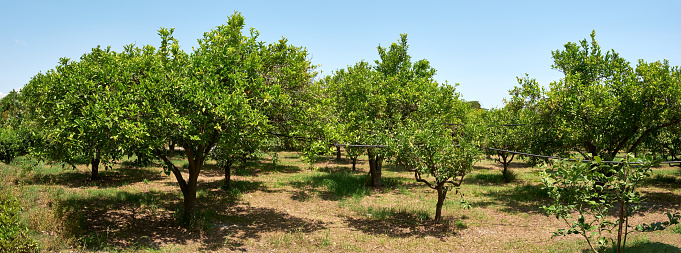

{"left": 1, "top": 151, "right": 680, "bottom": 252}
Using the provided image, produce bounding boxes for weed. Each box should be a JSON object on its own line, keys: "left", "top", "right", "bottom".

{"left": 454, "top": 220, "right": 468, "bottom": 229}
{"left": 673, "top": 224, "right": 681, "bottom": 234}
{"left": 319, "top": 228, "right": 333, "bottom": 247}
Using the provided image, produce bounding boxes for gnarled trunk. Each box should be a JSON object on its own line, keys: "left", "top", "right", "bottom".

{"left": 366, "top": 149, "right": 383, "bottom": 187}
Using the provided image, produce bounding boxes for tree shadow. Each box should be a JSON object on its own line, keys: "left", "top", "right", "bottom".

{"left": 27, "top": 166, "right": 166, "bottom": 189}
{"left": 465, "top": 172, "right": 517, "bottom": 185}
{"left": 199, "top": 177, "right": 269, "bottom": 195}
{"left": 56, "top": 186, "right": 326, "bottom": 252}
{"left": 580, "top": 241, "right": 681, "bottom": 253}
{"left": 56, "top": 190, "right": 186, "bottom": 251}
{"left": 199, "top": 161, "right": 301, "bottom": 180}
{"left": 639, "top": 190, "right": 681, "bottom": 212}
{"left": 473, "top": 183, "right": 551, "bottom": 214}
{"left": 342, "top": 214, "right": 458, "bottom": 239}
{"left": 288, "top": 173, "right": 407, "bottom": 201}
{"left": 645, "top": 174, "right": 681, "bottom": 189}
{"left": 199, "top": 205, "right": 327, "bottom": 251}
{"left": 383, "top": 164, "right": 405, "bottom": 173}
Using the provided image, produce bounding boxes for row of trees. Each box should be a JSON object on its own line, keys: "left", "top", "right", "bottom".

{"left": 485, "top": 31, "right": 681, "bottom": 177}
{"left": 3, "top": 11, "right": 679, "bottom": 242}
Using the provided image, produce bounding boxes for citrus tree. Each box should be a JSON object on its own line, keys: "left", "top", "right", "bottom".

{"left": 484, "top": 106, "right": 531, "bottom": 181}
{"left": 392, "top": 106, "right": 483, "bottom": 223}
{"left": 22, "top": 46, "right": 129, "bottom": 179}
{"left": 123, "top": 13, "right": 315, "bottom": 223}
{"left": 325, "top": 34, "right": 445, "bottom": 187}
{"left": 510, "top": 31, "right": 681, "bottom": 161}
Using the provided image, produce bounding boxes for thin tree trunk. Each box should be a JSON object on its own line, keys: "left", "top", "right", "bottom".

{"left": 223, "top": 160, "right": 232, "bottom": 189}
{"left": 240, "top": 154, "right": 248, "bottom": 169}
{"left": 336, "top": 146, "right": 341, "bottom": 160}
{"left": 352, "top": 157, "right": 357, "bottom": 171}
{"left": 91, "top": 157, "right": 101, "bottom": 180}
{"left": 617, "top": 199, "right": 624, "bottom": 253}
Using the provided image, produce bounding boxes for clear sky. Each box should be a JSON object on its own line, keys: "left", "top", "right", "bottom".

{"left": 2, "top": 0, "right": 679, "bottom": 108}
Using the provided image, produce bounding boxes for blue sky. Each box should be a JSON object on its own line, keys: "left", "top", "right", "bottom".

{"left": 2, "top": 0, "right": 679, "bottom": 108}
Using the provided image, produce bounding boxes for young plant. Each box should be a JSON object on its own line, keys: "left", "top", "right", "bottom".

{"left": 540, "top": 154, "right": 658, "bottom": 253}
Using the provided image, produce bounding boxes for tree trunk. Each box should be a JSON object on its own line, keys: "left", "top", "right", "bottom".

{"left": 182, "top": 179, "right": 198, "bottom": 224}
{"left": 168, "top": 142, "right": 176, "bottom": 156}
{"left": 434, "top": 184, "right": 447, "bottom": 223}
{"left": 500, "top": 152, "right": 509, "bottom": 175}
{"left": 223, "top": 160, "right": 232, "bottom": 189}
{"left": 336, "top": 146, "right": 342, "bottom": 160}
{"left": 240, "top": 154, "right": 248, "bottom": 169}
{"left": 617, "top": 199, "right": 625, "bottom": 253}
{"left": 352, "top": 157, "right": 357, "bottom": 172}
{"left": 366, "top": 149, "right": 383, "bottom": 187}
{"left": 91, "top": 157, "right": 101, "bottom": 180}
{"left": 178, "top": 147, "right": 206, "bottom": 225}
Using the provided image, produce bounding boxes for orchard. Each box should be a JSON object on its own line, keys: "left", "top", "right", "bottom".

{"left": 1, "top": 12, "right": 679, "bottom": 253}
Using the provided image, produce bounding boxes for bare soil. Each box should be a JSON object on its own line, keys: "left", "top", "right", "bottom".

{"left": 9, "top": 152, "right": 681, "bottom": 252}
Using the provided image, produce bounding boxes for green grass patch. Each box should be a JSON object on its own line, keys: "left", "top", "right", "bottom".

{"left": 291, "top": 172, "right": 370, "bottom": 199}
{"left": 673, "top": 224, "right": 681, "bottom": 234}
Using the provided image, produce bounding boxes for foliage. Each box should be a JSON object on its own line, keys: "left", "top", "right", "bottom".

{"left": 392, "top": 111, "right": 483, "bottom": 223}
{"left": 0, "top": 91, "right": 40, "bottom": 164}
{"left": 484, "top": 107, "right": 531, "bottom": 180}
{"left": 0, "top": 127, "right": 22, "bottom": 164}
{"left": 22, "top": 46, "right": 130, "bottom": 180}
{"left": 510, "top": 31, "right": 681, "bottom": 161}
{"left": 212, "top": 123, "right": 265, "bottom": 188}
{"left": 644, "top": 123, "right": 681, "bottom": 166}
{"left": 324, "top": 34, "right": 459, "bottom": 187}
{"left": 540, "top": 154, "right": 660, "bottom": 253}
{"left": 122, "top": 12, "right": 315, "bottom": 223}
{"left": 0, "top": 190, "right": 39, "bottom": 252}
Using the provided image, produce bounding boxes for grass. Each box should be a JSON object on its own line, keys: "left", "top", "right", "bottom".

{"left": 1, "top": 152, "right": 680, "bottom": 252}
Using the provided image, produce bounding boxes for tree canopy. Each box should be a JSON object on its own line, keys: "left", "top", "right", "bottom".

{"left": 510, "top": 31, "right": 681, "bottom": 161}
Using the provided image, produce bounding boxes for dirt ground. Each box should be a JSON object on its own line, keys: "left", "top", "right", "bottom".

{"left": 11, "top": 151, "right": 681, "bottom": 252}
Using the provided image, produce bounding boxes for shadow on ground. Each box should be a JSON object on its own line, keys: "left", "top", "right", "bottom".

{"left": 342, "top": 214, "right": 458, "bottom": 239}
{"left": 581, "top": 241, "right": 681, "bottom": 253}
{"left": 289, "top": 172, "right": 409, "bottom": 201}
{"left": 56, "top": 184, "right": 326, "bottom": 252}
{"left": 26, "top": 166, "right": 166, "bottom": 189}
{"left": 639, "top": 190, "right": 681, "bottom": 212}
{"left": 472, "top": 183, "right": 550, "bottom": 214}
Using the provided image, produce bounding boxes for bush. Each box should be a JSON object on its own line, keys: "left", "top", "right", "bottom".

{"left": 0, "top": 191, "right": 39, "bottom": 252}
{"left": 0, "top": 127, "right": 22, "bottom": 164}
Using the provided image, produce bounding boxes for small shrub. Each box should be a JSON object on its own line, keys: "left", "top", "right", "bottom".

{"left": 0, "top": 127, "right": 22, "bottom": 164}
{"left": 0, "top": 191, "right": 40, "bottom": 252}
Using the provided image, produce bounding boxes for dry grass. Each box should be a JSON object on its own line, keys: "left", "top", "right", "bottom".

{"left": 2, "top": 151, "right": 680, "bottom": 252}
